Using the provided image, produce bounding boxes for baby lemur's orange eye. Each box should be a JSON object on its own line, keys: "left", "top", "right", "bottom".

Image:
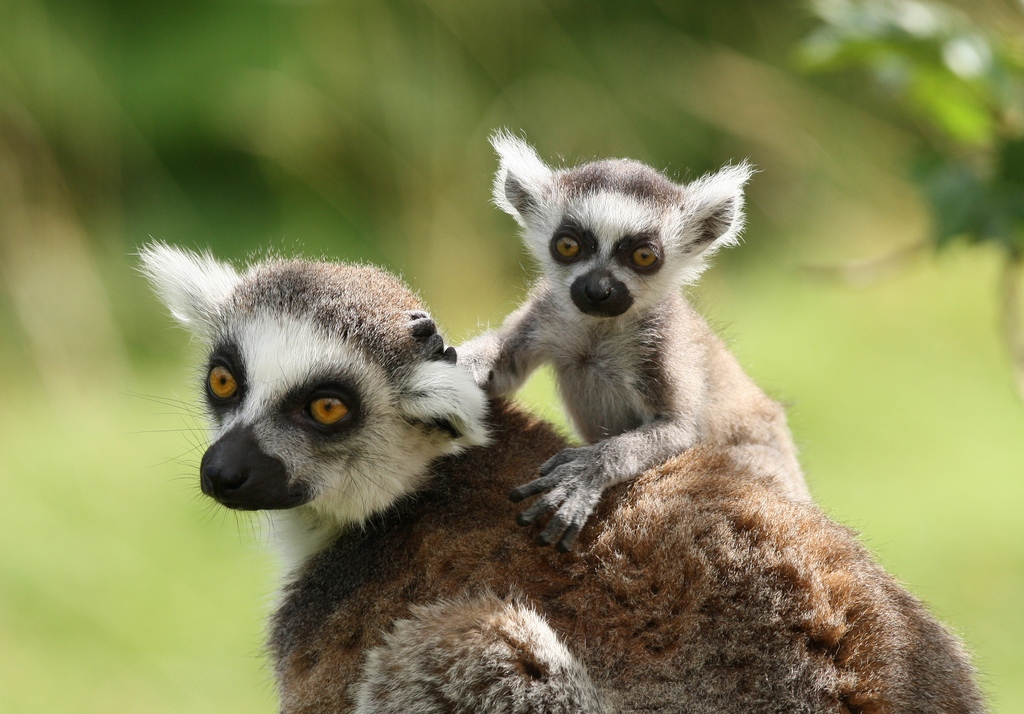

{"left": 554, "top": 236, "right": 581, "bottom": 259}
{"left": 630, "top": 246, "right": 659, "bottom": 268}
{"left": 309, "top": 397, "right": 350, "bottom": 426}
{"left": 208, "top": 366, "right": 238, "bottom": 400}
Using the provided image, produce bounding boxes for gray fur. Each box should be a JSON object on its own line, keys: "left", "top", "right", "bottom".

{"left": 461, "top": 135, "right": 807, "bottom": 549}
{"left": 353, "top": 594, "right": 612, "bottom": 714}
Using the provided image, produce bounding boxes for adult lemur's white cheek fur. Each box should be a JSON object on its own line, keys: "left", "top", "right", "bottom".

{"left": 461, "top": 133, "right": 807, "bottom": 551}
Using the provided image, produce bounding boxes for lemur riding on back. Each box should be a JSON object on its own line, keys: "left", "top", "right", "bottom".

{"left": 460, "top": 134, "right": 809, "bottom": 551}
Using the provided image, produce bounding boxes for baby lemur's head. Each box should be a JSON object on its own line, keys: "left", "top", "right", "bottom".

{"left": 491, "top": 132, "right": 753, "bottom": 317}
{"left": 140, "top": 244, "right": 488, "bottom": 530}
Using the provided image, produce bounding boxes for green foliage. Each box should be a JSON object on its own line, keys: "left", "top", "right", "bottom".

{"left": 801, "top": 0, "right": 1024, "bottom": 255}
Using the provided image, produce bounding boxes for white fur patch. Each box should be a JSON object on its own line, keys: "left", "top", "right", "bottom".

{"left": 490, "top": 130, "right": 554, "bottom": 227}
{"left": 138, "top": 242, "right": 240, "bottom": 336}
{"left": 401, "top": 360, "right": 491, "bottom": 450}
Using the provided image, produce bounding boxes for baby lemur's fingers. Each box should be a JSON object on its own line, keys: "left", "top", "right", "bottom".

{"left": 405, "top": 311, "right": 435, "bottom": 337}
{"left": 422, "top": 333, "right": 445, "bottom": 356}
{"left": 515, "top": 487, "right": 566, "bottom": 526}
{"left": 556, "top": 522, "right": 584, "bottom": 553}
{"left": 405, "top": 311, "right": 457, "bottom": 363}
{"left": 508, "top": 473, "right": 561, "bottom": 503}
{"left": 538, "top": 486, "right": 602, "bottom": 551}
{"left": 538, "top": 449, "right": 582, "bottom": 477}
{"left": 537, "top": 514, "right": 570, "bottom": 547}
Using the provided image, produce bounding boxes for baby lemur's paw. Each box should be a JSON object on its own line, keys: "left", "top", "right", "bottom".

{"left": 509, "top": 445, "right": 609, "bottom": 552}
{"left": 454, "top": 341, "right": 496, "bottom": 392}
{"left": 406, "top": 311, "right": 457, "bottom": 364}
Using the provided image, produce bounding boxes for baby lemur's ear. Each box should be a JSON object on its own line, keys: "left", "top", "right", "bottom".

{"left": 490, "top": 131, "right": 554, "bottom": 228}
{"left": 680, "top": 162, "right": 755, "bottom": 257}
{"left": 138, "top": 242, "right": 240, "bottom": 336}
{"left": 399, "top": 358, "right": 491, "bottom": 453}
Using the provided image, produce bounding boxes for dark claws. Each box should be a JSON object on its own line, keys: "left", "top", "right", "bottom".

{"left": 407, "top": 314, "right": 436, "bottom": 338}
{"left": 509, "top": 480, "right": 548, "bottom": 502}
{"left": 539, "top": 450, "right": 575, "bottom": 476}
{"left": 423, "top": 333, "right": 444, "bottom": 355}
{"left": 407, "top": 312, "right": 457, "bottom": 363}
{"left": 556, "top": 522, "right": 583, "bottom": 552}
{"left": 538, "top": 515, "right": 568, "bottom": 546}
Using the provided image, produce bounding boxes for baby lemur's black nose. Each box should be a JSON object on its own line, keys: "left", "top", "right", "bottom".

{"left": 570, "top": 270, "right": 634, "bottom": 318}
{"left": 200, "top": 425, "right": 309, "bottom": 510}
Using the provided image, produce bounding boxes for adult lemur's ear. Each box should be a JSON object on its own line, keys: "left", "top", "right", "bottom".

{"left": 680, "top": 162, "right": 754, "bottom": 257}
{"left": 490, "top": 131, "right": 554, "bottom": 228}
{"left": 138, "top": 242, "right": 240, "bottom": 336}
{"left": 399, "top": 359, "right": 490, "bottom": 453}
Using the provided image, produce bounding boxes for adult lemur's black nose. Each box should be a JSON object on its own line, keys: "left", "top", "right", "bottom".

{"left": 200, "top": 425, "right": 308, "bottom": 510}
{"left": 570, "top": 270, "right": 634, "bottom": 318}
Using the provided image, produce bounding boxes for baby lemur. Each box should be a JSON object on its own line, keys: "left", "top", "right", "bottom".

{"left": 460, "top": 134, "right": 809, "bottom": 551}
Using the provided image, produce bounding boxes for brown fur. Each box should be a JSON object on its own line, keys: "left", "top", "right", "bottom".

{"left": 270, "top": 400, "right": 983, "bottom": 713}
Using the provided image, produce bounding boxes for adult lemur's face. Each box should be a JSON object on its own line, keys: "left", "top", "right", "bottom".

{"left": 140, "top": 245, "right": 488, "bottom": 526}
{"left": 489, "top": 132, "right": 752, "bottom": 317}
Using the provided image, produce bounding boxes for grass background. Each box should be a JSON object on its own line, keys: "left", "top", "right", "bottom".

{"left": 0, "top": 0, "right": 1022, "bottom": 711}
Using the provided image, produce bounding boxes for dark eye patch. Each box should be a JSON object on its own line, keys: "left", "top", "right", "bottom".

{"left": 614, "top": 233, "right": 664, "bottom": 274}
{"left": 550, "top": 217, "right": 599, "bottom": 264}
{"left": 205, "top": 343, "right": 247, "bottom": 412}
{"left": 276, "top": 373, "right": 363, "bottom": 437}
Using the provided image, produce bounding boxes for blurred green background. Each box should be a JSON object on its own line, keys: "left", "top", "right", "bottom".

{"left": 1, "top": 0, "right": 1022, "bottom": 711}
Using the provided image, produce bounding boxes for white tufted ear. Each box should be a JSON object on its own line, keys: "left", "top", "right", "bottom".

{"left": 490, "top": 131, "right": 555, "bottom": 228}
{"left": 138, "top": 242, "right": 240, "bottom": 336}
{"left": 399, "top": 360, "right": 491, "bottom": 453}
{"left": 680, "top": 162, "right": 754, "bottom": 256}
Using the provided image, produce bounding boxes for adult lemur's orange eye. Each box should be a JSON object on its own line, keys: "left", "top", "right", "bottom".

{"left": 309, "top": 397, "right": 350, "bottom": 426}
{"left": 630, "top": 246, "right": 659, "bottom": 268}
{"left": 554, "top": 236, "right": 581, "bottom": 259}
{"left": 208, "top": 366, "right": 238, "bottom": 400}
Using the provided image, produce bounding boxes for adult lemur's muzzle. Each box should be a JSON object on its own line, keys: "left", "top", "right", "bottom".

{"left": 200, "top": 425, "right": 309, "bottom": 510}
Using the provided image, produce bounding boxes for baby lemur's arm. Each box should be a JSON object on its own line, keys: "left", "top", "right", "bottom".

{"left": 511, "top": 416, "right": 699, "bottom": 551}
{"left": 458, "top": 288, "right": 552, "bottom": 397}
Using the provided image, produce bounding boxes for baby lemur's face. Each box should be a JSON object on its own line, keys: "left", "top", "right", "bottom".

{"left": 541, "top": 172, "right": 677, "bottom": 318}
{"left": 140, "top": 245, "right": 488, "bottom": 527}
{"left": 490, "top": 133, "right": 752, "bottom": 317}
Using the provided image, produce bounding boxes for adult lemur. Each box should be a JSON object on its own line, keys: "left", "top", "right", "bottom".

{"left": 141, "top": 244, "right": 982, "bottom": 713}
{"left": 460, "top": 134, "right": 808, "bottom": 550}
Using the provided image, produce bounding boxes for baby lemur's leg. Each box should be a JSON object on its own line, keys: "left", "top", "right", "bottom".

{"left": 511, "top": 418, "right": 699, "bottom": 551}
{"left": 458, "top": 297, "right": 548, "bottom": 396}
{"left": 352, "top": 593, "right": 612, "bottom": 714}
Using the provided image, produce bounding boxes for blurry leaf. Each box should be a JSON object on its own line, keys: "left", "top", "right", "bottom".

{"left": 800, "top": 0, "right": 1019, "bottom": 149}
{"left": 914, "top": 139, "right": 1024, "bottom": 254}
{"left": 916, "top": 158, "right": 986, "bottom": 248}
{"left": 992, "top": 139, "right": 1024, "bottom": 254}
{"left": 907, "top": 66, "right": 994, "bottom": 145}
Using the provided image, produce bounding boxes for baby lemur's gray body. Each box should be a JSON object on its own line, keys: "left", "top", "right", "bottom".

{"left": 462, "top": 135, "right": 808, "bottom": 549}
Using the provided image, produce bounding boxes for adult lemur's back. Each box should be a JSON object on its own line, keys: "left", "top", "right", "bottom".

{"left": 274, "top": 400, "right": 981, "bottom": 714}
{"left": 141, "top": 245, "right": 983, "bottom": 713}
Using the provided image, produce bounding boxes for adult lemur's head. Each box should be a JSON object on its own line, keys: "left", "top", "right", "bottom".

{"left": 491, "top": 132, "right": 753, "bottom": 317}
{"left": 140, "top": 245, "right": 488, "bottom": 534}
